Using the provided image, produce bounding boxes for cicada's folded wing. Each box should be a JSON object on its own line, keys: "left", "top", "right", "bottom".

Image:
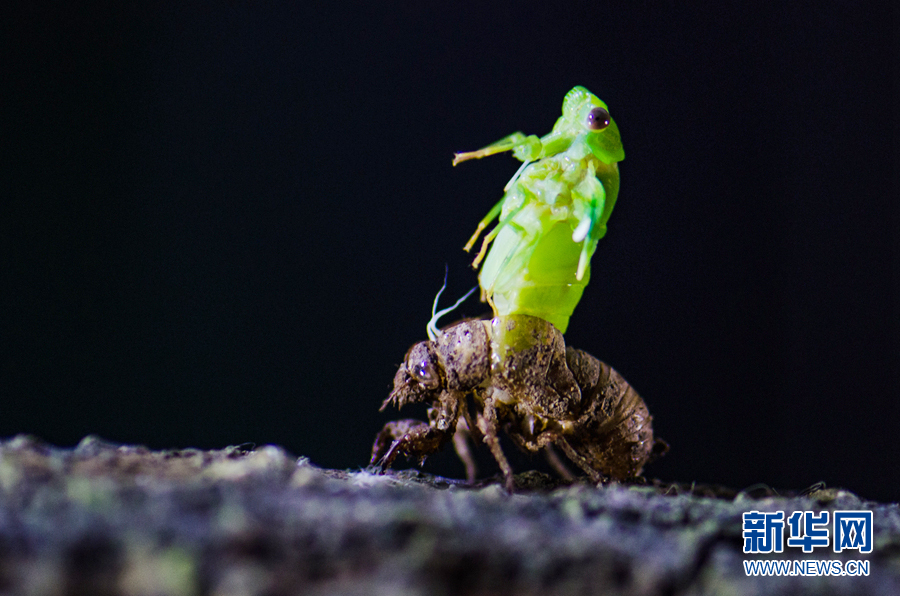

{"left": 480, "top": 213, "right": 590, "bottom": 334}
{"left": 570, "top": 162, "right": 607, "bottom": 281}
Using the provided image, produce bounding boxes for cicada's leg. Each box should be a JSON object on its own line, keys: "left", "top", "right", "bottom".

{"left": 513, "top": 426, "right": 598, "bottom": 483}
{"left": 499, "top": 417, "right": 576, "bottom": 486}
{"left": 371, "top": 419, "right": 422, "bottom": 467}
{"left": 464, "top": 196, "right": 505, "bottom": 253}
{"left": 477, "top": 397, "right": 515, "bottom": 492}
{"left": 452, "top": 132, "right": 529, "bottom": 166}
{"left": 470, "top": 201, "right": 527, "bottom": 270}
{"left": 482, "top": 288, "right": 497, "bottom": 317}
{"left": 544, "top": 444, "right": 576, "bottom": 482}
{"left": 452, "top": 417, "right": 477, "bottom": 484}
{"left": 554, "top": 435, "right": 605, "bottom": 484}
{"left": 461, "top": 393, "right": 484, "bottom": 444}
{"left": 370, "top": 419, "right": 450, "bottom": 472}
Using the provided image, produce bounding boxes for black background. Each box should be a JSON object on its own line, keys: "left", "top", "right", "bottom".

{"left": 3, "top": 2, "right": 896, "bottom": 501}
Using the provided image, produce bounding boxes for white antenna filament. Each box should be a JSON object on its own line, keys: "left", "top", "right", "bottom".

{"left": 426, "top": 267, "right": 477, "bottom": 341}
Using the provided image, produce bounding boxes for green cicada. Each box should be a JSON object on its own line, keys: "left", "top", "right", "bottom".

{"left": 454, "top": 86, "right": 625, "bottom": 334}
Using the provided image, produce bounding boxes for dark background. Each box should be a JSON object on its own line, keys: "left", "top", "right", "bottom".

{"left": 2, "top": 2, "right": 896, "bottom": 501}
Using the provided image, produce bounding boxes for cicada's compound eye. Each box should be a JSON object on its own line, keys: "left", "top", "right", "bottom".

{"left": 410, "top": 359, "right": 439, "bottom": 389}
{"left": 586, "top": 107, "right": 610, "bottom": 131}
{"left": 405, "top": 343, "right": 441, "bottom": 390}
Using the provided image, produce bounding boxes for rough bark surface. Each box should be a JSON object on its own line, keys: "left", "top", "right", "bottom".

{"left": 0, "top": 435, "right": 897, "bottom": 595}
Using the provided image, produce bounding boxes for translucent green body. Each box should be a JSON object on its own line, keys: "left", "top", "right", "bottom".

{"left": 455, "top": 86, "right": 624, "bottom": 334}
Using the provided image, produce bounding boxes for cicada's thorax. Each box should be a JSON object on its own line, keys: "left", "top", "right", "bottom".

{"left": 442, "top": 316, "right": 580, "bottom": 428}
{"left": 478, "top": 141, "right": 618, "bottom": 334}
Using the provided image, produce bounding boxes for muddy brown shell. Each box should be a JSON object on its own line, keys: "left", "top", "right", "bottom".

{"left": 566, "top": 347, "right": 655, "bottom": 479}
{"left": 373, "top": 316, "right": 664, "bottom": 486}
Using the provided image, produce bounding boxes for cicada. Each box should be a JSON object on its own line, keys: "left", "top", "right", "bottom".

{"left": 371, "top": 315, "right": 665, "bottom": 490}
{"left": 454, "top": 86, "right": 624, "bottom": 334}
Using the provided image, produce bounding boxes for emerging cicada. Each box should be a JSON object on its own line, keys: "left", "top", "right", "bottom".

{"left": 454, "top": 86, "right": 624, "bottom": 334}
{"left": 371, "top": 316, "right": 665, "bottom": 490}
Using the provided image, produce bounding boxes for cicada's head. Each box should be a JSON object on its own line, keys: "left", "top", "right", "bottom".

{"left": 560, "top": 86, "right": 625, "bottom": 165}
{"left": 381, "top": 341, "right": 445, "bottom": 411}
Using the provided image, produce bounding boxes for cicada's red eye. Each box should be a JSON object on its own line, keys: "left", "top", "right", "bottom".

{"left": 586, "top": 107, "right": 610, "bottom": 131}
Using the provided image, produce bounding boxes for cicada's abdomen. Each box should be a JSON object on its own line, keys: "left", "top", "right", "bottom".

{"left": 478, "top": 154, "right": 619, "bottom": 334}
{"left": 479, "top": 208, "right": 589, "bottom": 334}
